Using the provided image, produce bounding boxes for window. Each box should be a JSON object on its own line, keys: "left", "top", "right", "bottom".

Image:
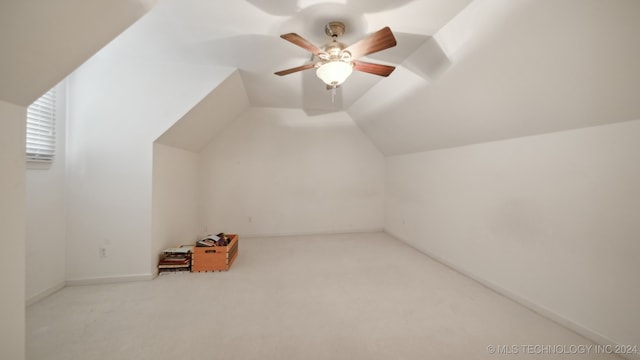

{"left": 26, "top": 88, "right": 57, "bottom": 163}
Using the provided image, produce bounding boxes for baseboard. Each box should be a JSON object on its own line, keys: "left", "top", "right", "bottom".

{"left": 26, "top": 281, "right": 65, "bottom": 307}
{"left": 65, "top": 273, "right": 154, "bottom": 286}
{"left": 384, "top": 229, "right": 640, "bottom": 360}
{"left": 241, "top": 227, "right": 385, "bottom": 239}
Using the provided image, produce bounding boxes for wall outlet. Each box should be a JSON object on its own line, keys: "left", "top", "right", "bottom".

{"left": 99, "top": 247, "right": 108, "bottom": 258}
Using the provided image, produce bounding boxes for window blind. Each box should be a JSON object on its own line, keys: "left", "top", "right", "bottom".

{"left": 26, "top": 88, "right": 56, "bottom": 163}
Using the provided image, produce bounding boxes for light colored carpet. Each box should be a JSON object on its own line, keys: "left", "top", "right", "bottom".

{"left": 26, "top": 232, "right": 620, "bottom": 359}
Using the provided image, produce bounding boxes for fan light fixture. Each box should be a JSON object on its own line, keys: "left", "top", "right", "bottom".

{"left": 316, "top": 61, "right": 353, "bottom": 87}
{"left": 275, "top": 21, "right": 397, "bottom": 91}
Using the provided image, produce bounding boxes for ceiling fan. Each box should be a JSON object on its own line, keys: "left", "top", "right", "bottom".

{"left": 274, "top": 21, "right": 397, "bottom": 89}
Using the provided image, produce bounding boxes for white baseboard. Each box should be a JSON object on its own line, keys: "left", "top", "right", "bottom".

{"left": 26, "top": 281, "right": 65, "bottom": 307}
{"left": 65, "top": 273, "right": 154, "bottom": 286}
{"left": 384, "top": 229, "right": 640, "bottom": 360}
{"left": 241, "top": 227, "right": 385, "bottom": 239}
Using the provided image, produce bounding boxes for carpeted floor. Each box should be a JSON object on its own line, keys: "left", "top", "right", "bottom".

{"left": 26, "top": 232, "right": 621, "bottom": 359}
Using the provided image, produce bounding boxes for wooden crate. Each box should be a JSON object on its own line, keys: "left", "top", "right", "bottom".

{"left": 191, "top": 234, "right": 238, "bottom": 272}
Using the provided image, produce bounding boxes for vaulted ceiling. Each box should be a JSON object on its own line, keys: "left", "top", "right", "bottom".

{"left": 0, "top": 0, "right": 156, "bottom": 106}
{"left": 139, "top": 0, "right": 472, "bottom": 112}
{"left": 3, "top": 0, "right": 640, "bottom": 156}
{"left": 152, "top": 0, "right": 640, "bottom": 155}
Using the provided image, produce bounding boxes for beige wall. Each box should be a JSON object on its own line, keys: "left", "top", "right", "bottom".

{"left": 0, "top": 100, "right": 27, "bottom": 360}
{"left": 385, "top": 120, "right": 640, "bottom": 348}
{"left": 198, "top": 107, "right": 385, "bottom": 237}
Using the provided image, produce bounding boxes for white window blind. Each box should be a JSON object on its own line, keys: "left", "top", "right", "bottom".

{"left": 26, "top": 88, "right": 56, "bottom": 163}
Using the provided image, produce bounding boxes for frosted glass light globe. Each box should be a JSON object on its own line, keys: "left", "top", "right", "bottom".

{"left": 316, "top": 61, "right": 353, "bottom": 86}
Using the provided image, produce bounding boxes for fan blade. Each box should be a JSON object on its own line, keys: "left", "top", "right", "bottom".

{"left": 353, "top": 61, "right": 395, "bottom": 77}
{"left": 274, "top": 63, "right": 316, "bottom": 76}
{"left": 344, "top": 27, "right": 397, "bottom": 59}
{"left": 280, "top": 33, "right": 326, "bottom": 57}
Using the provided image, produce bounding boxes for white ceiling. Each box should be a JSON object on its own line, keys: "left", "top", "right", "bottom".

{"left": 3, "top": 0, "right": 639, "bottom": 156}
{"left": 156, "top": 70, "right": 250, "bottom": 152}
{"left": 350, "top": 0, "right": 640, "bottom": 155}
{"left": 0, "top": 0, "right": 154, "bottom": 106}
{"left": 142, "top": 0, "right": 472, "bottom": 113}
{"left": 145, "top": 0, "right": 640, "bottom": 155}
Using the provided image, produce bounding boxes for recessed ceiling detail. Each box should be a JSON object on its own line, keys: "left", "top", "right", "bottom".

{"left": 17, "top": 0, "right": 639, "bottom": 159}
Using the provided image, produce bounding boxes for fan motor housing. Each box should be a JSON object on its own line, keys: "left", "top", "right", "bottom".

{"left": 325, "top": 21, "right": 346, "bottom": 38}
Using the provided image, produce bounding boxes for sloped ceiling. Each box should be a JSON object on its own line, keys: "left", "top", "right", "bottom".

{"left": 0, "top": 0, "right": 156, "bottom": 106}
{"left": 145, "top": 0, "right": 472, "bottom": 113}
{"left": 155, "top": 70, "right": 250, "bottom": 152}
{"left": 350, "top": 0, "right": 640, "bottom": 155}
{"left": 9, "top": 0, "right": 637, "bottom": 156}
{"left": 138, "top": 0, "right": 640, "bottom": 156}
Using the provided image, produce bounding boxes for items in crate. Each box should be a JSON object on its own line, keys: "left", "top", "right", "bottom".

{"left": 192, "top": 234, "right": 239, "bottom": 272}
{"left": 196, "top": 232, "right": 230, "bottom": 247}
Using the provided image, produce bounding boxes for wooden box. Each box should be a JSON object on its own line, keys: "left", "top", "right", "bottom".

{"left": 191, "top": 234, "right": 238, "bottom": 272}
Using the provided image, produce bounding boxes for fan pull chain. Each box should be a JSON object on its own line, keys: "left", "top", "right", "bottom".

{"left": 331, "top": 87, "right": 336, "bottom": 103}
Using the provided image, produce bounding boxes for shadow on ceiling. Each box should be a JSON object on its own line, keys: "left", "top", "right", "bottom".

{"left": 198, "top": 29, "right": 451, "bottom": 115}
{"left": 245, "top": 0, "right": 416, "bottom": 16}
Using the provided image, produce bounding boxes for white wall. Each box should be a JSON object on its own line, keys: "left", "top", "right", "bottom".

{"left": 199, "top": 107, "right": 385, "bottom": 237}
{"left": 26, "top": 82, "right": 67, "bottom": 304}
{"left": 385, "top": 120, "right": 640, "bottom": 348}
{"left": 65, "top": 34, "right": 235, "bottom": 282}
{"left": 151, "top": 143, "right": 200, "bottom": 272}
{"left": 0, "top": 100, "right": 27, "bottom": 360}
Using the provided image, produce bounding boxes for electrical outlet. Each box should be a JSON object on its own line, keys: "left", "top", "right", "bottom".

{"left": 99, "top": 247, "right": 108, "bottom": 258}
